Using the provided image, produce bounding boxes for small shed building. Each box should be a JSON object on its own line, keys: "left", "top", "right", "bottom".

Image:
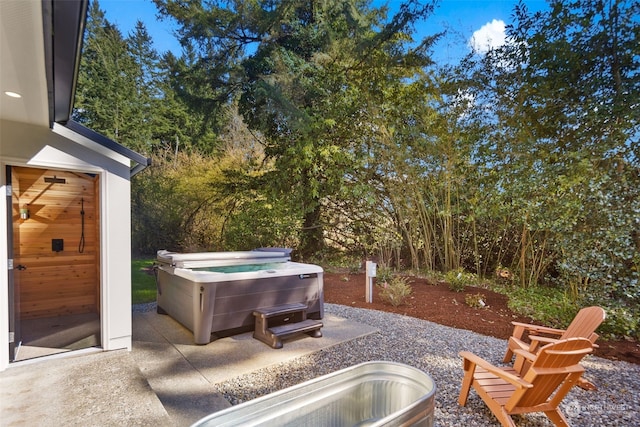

{"left": 0, "top": 0, "right": 150, "bottom": 371}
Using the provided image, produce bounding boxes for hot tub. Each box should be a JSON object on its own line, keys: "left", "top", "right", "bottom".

{"left": 191, "top": 361, "right": 436, "bottom": 426}
{"left": 155, "top": 250, "right": 324, "bottom": 344}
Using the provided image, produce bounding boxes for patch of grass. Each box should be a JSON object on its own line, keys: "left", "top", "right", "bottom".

{"left": 132, "top": 258, "right": 157, "bottom": 304}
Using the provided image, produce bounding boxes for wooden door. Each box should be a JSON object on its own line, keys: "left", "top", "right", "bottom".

{"left": 12, "top": 167, "right": 100, "bottom": 319}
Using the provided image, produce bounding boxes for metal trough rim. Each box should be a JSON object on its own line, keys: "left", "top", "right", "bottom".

{"left": 192, "top": 361, "right": 436, "bottom": 427}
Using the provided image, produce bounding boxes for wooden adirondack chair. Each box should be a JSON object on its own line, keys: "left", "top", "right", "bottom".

{"left": 459, "top": 337, "right": 593, "bottom": 427}
{"left": 503, "top": 306, "right": 605, "bottom": 362}
{"left": 502, "top": 306, "right": 605, "bottom": 390}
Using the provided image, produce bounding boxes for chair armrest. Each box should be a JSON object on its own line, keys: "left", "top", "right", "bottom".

{"left": 513, "top": 348, "right": 536, "bottom": 362}
{"left": 459, "top": 351, "right": 533, "bottom": 389}
{"left": 529, "top": 335, "right": 559, "bottom": 345}
{"left": 510, "top": 321, "right": 565, "bottom": 337}
{"left": 528, "top": 335, "right": 562, "bottom": 353}
{"left": 529, "top": 335, "right": 598, "bottom": 352}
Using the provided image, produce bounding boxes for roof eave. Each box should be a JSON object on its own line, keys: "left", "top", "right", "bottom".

{"left": 63, "top": 120, "right": 152, "bottom": 177}
{"left": 43, "top": 0, "right": 151, "bottom": 177}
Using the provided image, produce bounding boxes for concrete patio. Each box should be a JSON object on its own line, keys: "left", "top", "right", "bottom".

{"left": 0, "top": 309, "right": 378, "bottom": 426}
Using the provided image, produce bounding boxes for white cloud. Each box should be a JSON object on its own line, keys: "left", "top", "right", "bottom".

{"left": 469, "top": 19, "right": 507, "bottom": 54}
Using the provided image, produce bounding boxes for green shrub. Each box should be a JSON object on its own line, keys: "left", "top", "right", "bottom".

{"left": 465, "top": 293, "right": 487, "bottom": 308}
{"left": 349, "top": 263, "right": 362, "bottom": 274}
{"left": 377, "top": 276, "right": 412, "bottom": 307}
{"left": 495, "top": 282, "right": 639, "bottom": 339}
{"left": 503, "top": 285, "right": 576, "bottom": 328}
{"left": 599, "top": 305, "right": 639, "bottom": 339}
{"left": 445, "top": 268, "right": 477, "bottom": 292}
{"left": 308, "top": 251, "right": 361, "bottom": 272}
{"left": 376, "top": 265, "right": 395, "bottom": 283}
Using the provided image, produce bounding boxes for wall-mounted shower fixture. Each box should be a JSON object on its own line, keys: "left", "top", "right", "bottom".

{"left": 44, "top": 176, "right": 66, "bottom": 184}
{"left": 52, "top": 239, "right": 64, "bottom": 252}
{"left": 20, "top": 204, "right": 29, "bottom": 220}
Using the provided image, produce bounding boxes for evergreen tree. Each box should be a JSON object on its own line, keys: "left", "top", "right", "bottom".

{"left": 125, "top": 21, "right": 159, "bottom": 152}
{"left": 153, "top": 0, "right": 438, "bottom": 257}
{"left": 74, "top": 0, "right": 138, "bottom": 145}
{"left": 76, "top": 0, "right": 171, "bottom": 154}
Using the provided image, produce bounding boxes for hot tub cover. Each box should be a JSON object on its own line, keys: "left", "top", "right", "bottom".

{"left": 156, "top": 249, "right": 291, "bottom": 269}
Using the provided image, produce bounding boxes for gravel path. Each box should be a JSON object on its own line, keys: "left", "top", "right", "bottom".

{"left": 212, "top": 303, "right": 640, "bottom": 427}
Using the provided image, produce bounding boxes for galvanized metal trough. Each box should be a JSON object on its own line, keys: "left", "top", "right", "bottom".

{"left": 192, "top": 361, "right": 436, "bottom": 427}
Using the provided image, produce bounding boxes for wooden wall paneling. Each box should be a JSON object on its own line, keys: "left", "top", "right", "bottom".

{"left": 13, "top": 167, "right": 100, "bottom": 319}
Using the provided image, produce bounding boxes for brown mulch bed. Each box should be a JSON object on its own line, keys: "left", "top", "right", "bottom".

{"left": 323, "top": 272, "right": 640, "bottom": 365}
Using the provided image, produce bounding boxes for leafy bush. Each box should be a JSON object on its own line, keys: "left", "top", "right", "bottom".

{"left": 491, "top": 280, "right": 639, "bottom": 339}
{"left": 349, "top": 263, "right": 362, "bottom": 274}
{"left": 375, "top": 265, "right": 395, "bottom": 283}
{"left": 132, "top": 151, "right": 228, "bottom": 254}
{"left": 465, "top": 293, "right": 487, "bottom": 308}
{"left": 377, "top": 276, "right": 412, "bottom": 307}
{"left": 502, "top": 285, "right": 577, "bottom": 328}
{"left": 307, "top": 251, "right": 361, "bottom": 273}
{"left": 445, "top": 268, "right": 477, "bottom": 292}
{"left": 599, "top": 305, "right": 640, "bottom": 339}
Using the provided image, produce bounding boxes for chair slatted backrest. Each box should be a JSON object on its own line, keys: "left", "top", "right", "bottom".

{"left": 561, "top": 306, "right": 606, "bottom": 340}
{"left": 506, "top": 338, "right": 592, "bottom": 410}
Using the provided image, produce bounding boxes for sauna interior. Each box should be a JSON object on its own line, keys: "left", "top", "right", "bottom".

{"left": 11, "top": 166, "right": 100, "bottom": 361}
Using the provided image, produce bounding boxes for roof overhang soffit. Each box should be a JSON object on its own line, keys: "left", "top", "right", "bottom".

{"left": 43, "top": 0, "right": 150, "bottom": 177}
{"left": 62, "top": 120, "right": 152, "bottom": 177}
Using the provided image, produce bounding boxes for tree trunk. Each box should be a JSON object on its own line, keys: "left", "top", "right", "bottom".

{"left": 299, "top": 202, "right": 324, "bottom": 260}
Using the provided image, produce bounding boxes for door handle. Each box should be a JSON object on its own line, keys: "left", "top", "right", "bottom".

{"left": 16, "top": 265, "right": 26, "bottom": 270}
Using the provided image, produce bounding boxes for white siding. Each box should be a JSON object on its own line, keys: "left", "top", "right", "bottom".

{"left": 0, "top": 119, "right": 133, "bottom": 371}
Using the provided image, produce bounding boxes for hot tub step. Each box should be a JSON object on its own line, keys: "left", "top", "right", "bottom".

{"left": 255, "top": 302, "right": 308, "bottom": 319}
{"left": 258, "top": 319, "right": 323, "bottom": 349}
{"left": 253, "top": 304, "right": 323, "bottom": 349}
{"left": 270, "top": 319, "right": 323, "bottom": 337}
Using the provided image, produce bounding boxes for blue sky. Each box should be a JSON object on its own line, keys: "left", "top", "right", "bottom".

{"left": 100, "top": 0, "right": 549, "bottom": 64}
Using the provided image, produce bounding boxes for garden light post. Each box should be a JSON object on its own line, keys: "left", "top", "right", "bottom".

{"left": 366, "top": 261, "right": 376, "bottom": 303}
